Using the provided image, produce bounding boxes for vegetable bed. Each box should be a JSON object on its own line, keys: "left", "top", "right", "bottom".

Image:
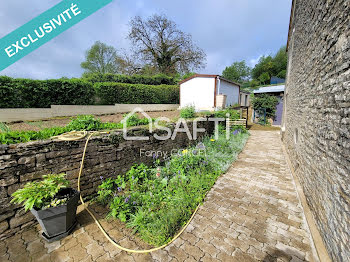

{"left": 96, "top": 127, "right": 249, "bottom": 246}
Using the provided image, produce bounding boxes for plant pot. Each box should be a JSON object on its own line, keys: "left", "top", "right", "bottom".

{"left": 31, "top": 188, "right": 80, "bottom": 242}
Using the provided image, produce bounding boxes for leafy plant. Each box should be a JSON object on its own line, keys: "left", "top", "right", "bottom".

{"left": 0, "top": 122, "right": 10, "bottom": 132}
{"left": 251, "top": 94, "right": 279, "bottom": 118}
{"left": 180, "top": 106, "right": 196, "bottom": 119}
{"left": 96, "top": 128, "right": 250, "bottom": 246}
{"left": 66, "top": 115, "right": 103, "bottom": 131}
{"left": 11, "top": 174, "right": 69, "bottom": 211}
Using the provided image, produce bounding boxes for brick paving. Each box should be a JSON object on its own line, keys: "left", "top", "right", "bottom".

{"left": 0, "top": 131, "right": 317, "bottom": 261}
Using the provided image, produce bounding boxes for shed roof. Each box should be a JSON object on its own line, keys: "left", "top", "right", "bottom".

{"left": 179, "top": 74, "right": 240, "bottom": 87}
{"left": 253, "top": 85, "right": 285, "bottom": 94}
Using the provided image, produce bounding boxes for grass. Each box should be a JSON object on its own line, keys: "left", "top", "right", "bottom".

{"left": 96, "top": 127, "right": 250, "bottom": 246}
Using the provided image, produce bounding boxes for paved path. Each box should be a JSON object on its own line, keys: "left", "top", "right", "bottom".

{"left": 0, "top": 131, "right": 317, "bottom": 262}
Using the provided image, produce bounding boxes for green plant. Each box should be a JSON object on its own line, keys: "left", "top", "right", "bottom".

{"left": 96, "top": 128, "right": 250, "bottom": 246}
{"left": 251, "top": 94, "right": 279, "bottom": 118}
{"left": 95, "top": 82, "right": 179, "bottom": 105}
{"left": 0, "top": 122, "right": 10, "bottom": 132}
{"left": 11, "top": 174, "right": 69, "bottom": 211}
{"left": 214, "top": 108, "right": 240, "bottom": 120}
{"left": 180, "top": 106, "right": 196, "bottom": 119}
{"left": 83, "top": 73, "right": 177, "bottom": 85}
{"left": 66, "top": 115, "right": 103, "bottom": 131}
{"left": 0, "top": 76, "right": 94, "bottom": 108}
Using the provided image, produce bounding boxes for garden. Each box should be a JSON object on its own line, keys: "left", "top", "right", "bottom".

{"left": 6, "top": 105, "right": 250, "bottom": 248}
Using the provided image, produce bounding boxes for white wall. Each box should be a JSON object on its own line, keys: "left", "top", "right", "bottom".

{"left": 180, "top": 77, "right": 215, "bottom": 110}
{"left": 218, "top": 80, "right": 240, "bottom": 107}
{"left": 0, "top": 104, "right": 179, "bottom": 122}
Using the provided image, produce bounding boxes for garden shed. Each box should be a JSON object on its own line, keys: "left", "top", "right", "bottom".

{"left": 179, "top": 74, "right": 240, "bottom": 111}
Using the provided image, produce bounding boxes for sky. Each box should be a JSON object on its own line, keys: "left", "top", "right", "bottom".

{"left": 0, "top": 0, "right": 292, "bottom": 79}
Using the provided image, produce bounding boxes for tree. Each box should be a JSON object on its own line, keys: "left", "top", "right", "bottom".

{"left": 222, "top": 61, "right": 251, "bottom": 83}
{"left": 251, "top": 94, "right": 279, "bottom": 118}
{"left": 251, "top": 46, "right": 288, "bottom": 84}
{"left": 81, "top": 41, "right": 121, "bottom": 75}
{"left": 128, "top": 14, "right": 206, "bottom": 75}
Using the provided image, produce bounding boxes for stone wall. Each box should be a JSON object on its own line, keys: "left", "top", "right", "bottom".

{"left": 0, "top": 104, "right": 180, "bottom": 122}
{"left": 0, "top": 121, "right": 214, "bottom": 240}
{"left": 283, "top": 0, "right": 350, "bottom": 260}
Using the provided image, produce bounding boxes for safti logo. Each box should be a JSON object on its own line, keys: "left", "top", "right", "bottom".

{"left": 121, "top": 107, "right": 231, "bottom": 141}
{"left": 0, "top": 0, "right": 112, "bottom": 71}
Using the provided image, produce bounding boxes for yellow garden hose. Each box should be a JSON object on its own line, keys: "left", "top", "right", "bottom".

{"left": 59, "top": 131, "right": 201, "bottom": 254}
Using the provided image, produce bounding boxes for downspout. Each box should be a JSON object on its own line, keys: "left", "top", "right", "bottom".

{"left": 217, "top": 76, "right": 221, "bottom": 94}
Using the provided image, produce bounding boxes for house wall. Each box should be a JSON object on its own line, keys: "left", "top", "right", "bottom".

{"left": 283, "top": 0, "right": 350, "bottom": 260}
{"left": 0, "top": 121, "right": 215, "bottom": 240}
{"left": 218, "top": 80, "right": 240, "bottom": 107}
{"left": 180, "top": 77, "right": 215, "bottom": 110}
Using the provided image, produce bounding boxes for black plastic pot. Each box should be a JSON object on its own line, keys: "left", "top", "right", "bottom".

{"left": 31, "top": 188, "right": 80, "bottom": 242}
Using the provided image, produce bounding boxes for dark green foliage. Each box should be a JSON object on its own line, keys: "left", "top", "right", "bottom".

{"left": 11, "top": 174, "right": 69, "bottom": 211}
{"left": 251, "top": 94, "right": 279, "bottom": 118}
{"left": 180, "top": 106, "right": 196, "bottom": 119}
{"left": 251, "top": 46, "right": 287, "bottom": 84}
{"left": 0, "top": 76, "right": 94, "bottom": 108}
{"left": 95, "top": 82, "right": 179, "bottom": 104}
{"left": 83, "top": 73, "right": 177, "bottom": 85}
{"left": 222, "top": 61, "right": 251, "bottom": 83}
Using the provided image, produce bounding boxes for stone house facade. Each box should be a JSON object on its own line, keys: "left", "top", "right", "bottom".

{"left": 282, "top": 0, "right": 350, "bottom": 261}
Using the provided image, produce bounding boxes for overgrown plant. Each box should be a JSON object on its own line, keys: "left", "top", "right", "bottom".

{"left": 11, "top": 174, "right": 69, "bottom": 211}
{"left": 180, "top": 106, "right": 196, "bottom": 119}
{"left": 96, "top": 129, "right": 250, "bottom": 246}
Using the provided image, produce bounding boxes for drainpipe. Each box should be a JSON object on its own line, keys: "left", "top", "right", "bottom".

{"left": 217, "top": 76, "right": 221, "bottom": 94}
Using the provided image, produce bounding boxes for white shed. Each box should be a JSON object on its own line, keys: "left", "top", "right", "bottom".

{"left": 179, "top": 74, "right": 240, "bottom": 111}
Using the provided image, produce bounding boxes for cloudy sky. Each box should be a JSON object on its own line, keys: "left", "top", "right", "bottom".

{"left": 0, "top": 0, "right": 292, "bottom": 79}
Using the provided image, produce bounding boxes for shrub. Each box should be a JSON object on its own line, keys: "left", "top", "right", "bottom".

{"left": 214, "top": 108, "right": 240, "bottom": 120}
{"left": 180, "top": 106, "right": 196, "bottom": 119}
{"left": 83, "top": 73, "right": 177, "bottom": 85}
{"left": 11, "top": 174, "right": 69, "bottom": 211}
{"left": 95, "top": 82, "right": 179, "bottom": 104}
{"left": 0, "top": 76, "right": 95, "bottom": 108}
{"left": 251, "top": 94, "right": 279, "bottom": 118}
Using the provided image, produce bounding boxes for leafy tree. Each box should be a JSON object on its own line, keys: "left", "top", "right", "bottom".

{"left": 251, "top": 94, "right": 279, "bottom": 118}
{"left": 128, "top": 14, "right": 206, "bottom": 75}
{"left": 222, "top": 61, "right": 251, "bottom": 83}
{"left": 81, "top": 41, "right": 121, "bottom": 76}
{"left": 251, "top": 46, "right": 287, "bottom": 84}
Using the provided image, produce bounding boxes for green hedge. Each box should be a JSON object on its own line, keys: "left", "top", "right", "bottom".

{"left": 0, "top": 76, "right": 95, "bottom": 108}
{"left": 83, "top": 73, "right": 178, "bottom": 85}
{"left": 95, "top": 82, "right": 179, "bottom": 104}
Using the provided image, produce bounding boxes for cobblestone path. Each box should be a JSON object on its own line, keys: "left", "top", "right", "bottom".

{"left": 0, "top": 131, "right": 317, "bottom": 262}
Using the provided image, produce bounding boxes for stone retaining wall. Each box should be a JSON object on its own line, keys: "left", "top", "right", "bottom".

{"left": 283, "top": 0, "right": 350, "bottom": 260}
{"left": 0, "top": 104, "right": 179, "bottom": 122}
{"left": 0, "top": 121, "right": 214, "bottom": 240}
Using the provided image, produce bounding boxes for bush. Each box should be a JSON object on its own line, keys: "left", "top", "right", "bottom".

{"left": 214, "top": 108, "right": 240, "bottom": 120}
{"left": 180, "top": 106, "right": 196, "bottom": 119}
{"left": 83, "top": 73, "right": 178, "bottom": 85}
{"left": 95, "top": 82, "right": 179, "bottom": 104}
{"left": 251, "top": 94, "right": 279, "bottom": 118}
{"left": 0, "top": 76, "right": 95, "bottom": 108}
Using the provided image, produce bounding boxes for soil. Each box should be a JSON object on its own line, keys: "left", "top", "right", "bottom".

{"left": 7, "top": 111, "right": 180, "bottom": 132}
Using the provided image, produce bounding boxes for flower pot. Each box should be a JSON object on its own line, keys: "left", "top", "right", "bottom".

{"left": 30, "top": 188, "right": 80, "bottom": 242}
